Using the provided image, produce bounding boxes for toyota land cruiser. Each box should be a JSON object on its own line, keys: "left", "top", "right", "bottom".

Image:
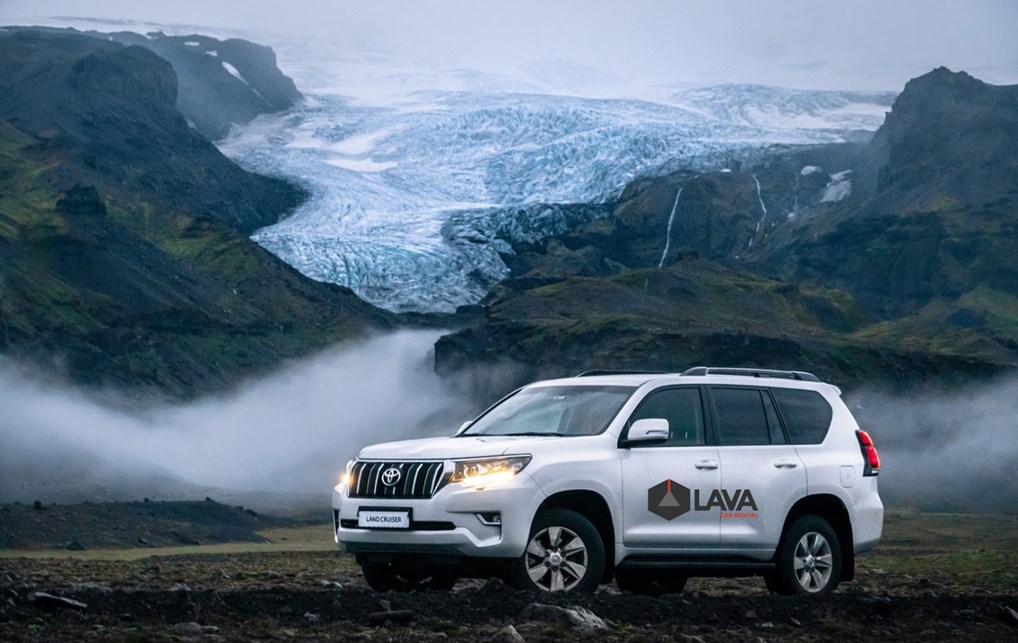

{"left": 332, "top": 367, "right": 883, "bottom": 595}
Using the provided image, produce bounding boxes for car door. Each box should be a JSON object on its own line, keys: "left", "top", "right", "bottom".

{"left": 620, "top": 386, "right": 721, "bottom": 549}
{"left": 710, "top": 386, "right": 806, "bottom": 551}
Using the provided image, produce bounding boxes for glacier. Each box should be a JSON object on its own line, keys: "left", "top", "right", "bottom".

{"left": 219, "top": 86, "right": 892, "bottom": 313}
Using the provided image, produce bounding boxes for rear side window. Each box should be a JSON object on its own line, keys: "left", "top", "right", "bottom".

{"left": 772, "top": 389, "right": 833, "bottom": 444}
{"left": 712, "top": 387, "right": 773, "bottom": 446}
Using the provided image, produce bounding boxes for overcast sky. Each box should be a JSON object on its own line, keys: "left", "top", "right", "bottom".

{"left": 3, "top": 0, "right": 1016, "bottom": 91}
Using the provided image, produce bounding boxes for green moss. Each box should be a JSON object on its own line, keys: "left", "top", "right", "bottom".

{"left": 0, "top": 120, "right": 379, "bottom": 398}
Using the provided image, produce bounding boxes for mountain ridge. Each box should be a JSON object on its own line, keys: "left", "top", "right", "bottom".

{"left": 0, "top": 28, "right": 395, "bottom": 398}
{"left": 14, "top": 25, "right": 304, "bottom": 141}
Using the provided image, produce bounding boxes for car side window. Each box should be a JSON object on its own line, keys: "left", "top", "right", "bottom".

{"left": 711, "top": 387, "right": 773, "bottom": 446}
{"left": 772, "top": 388, "right": 833, "bottom": 444}
{"left": 627, "top": 387, "right": 705, "bottom": 446}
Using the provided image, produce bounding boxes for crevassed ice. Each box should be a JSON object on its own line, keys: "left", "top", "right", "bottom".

{"left": 220, "top": 90, "right": 887, "bottom": 313}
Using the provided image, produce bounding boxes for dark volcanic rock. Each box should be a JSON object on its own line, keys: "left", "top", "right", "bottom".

{"left": 871, "top": 67, "right": 1018, "bottom": 206}
{"left": 747, "top": 69, "right": 1018, "bottom": 319}
{"left": 103, "top": 31, "right": 303, "bottom": 140}
{"left": 17, "top": 26, "right": 303, "bottom": 141}
{"left": 365, "top": 609, "right": 416, "bottom": 625}
{"left": 55, "top": 184, "right": 107, "bottom": 217}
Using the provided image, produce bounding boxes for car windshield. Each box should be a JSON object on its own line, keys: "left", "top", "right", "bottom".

{"left": 461, "top": 385, "right": 636, "bottom": 437}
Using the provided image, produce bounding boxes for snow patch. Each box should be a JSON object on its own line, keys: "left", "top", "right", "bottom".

{"left": 184, "top": 41, "right": 200, "bottom": 47}
{"left": 325, "top": 158, "right": 398, "bottom": 173}
{"left": 330, "top": 128, "right": 400, "bottom": 156}
{"left": 821, "top": 170, "right": 853, "bottom": 202}
{"left": 205, "top": 50, "right": 218, "bottom": 57}
{"left": 801, "top": 165, "right": 822, "bottom": 175}
{"left": 222, "top": 62, "right": 246, "bottom": 84}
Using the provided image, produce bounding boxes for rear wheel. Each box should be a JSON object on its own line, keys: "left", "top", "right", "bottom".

{"left": 769, "top": 515, "right": 842, "bottom": 595}
{"left": 615, "top": 568, "right": 687, "bottom": 596}
{"left": 509, "top": 508, "right": 604, "bottom": 593}
{"left": 361, "top": 561, "right": 458, "bottom": 592}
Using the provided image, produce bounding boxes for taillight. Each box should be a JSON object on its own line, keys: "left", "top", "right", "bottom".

{"left": 856, "top": 430, "right": 880, "bottom": 476}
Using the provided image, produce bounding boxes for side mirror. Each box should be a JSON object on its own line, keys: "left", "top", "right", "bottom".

{"left": 623, "top": 418, "right": 669, "bottom": 446}
{"left": 457, "top": 421, "right": 472, "bottom": 435}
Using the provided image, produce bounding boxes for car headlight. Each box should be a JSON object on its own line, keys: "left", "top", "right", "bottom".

{"left": 339, "top": 459, "right": 355, "bottom": 489}
{"left": 450, "top": 455, "right": 532, "bottom": 487}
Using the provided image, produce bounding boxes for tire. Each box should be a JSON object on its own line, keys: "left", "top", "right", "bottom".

{"left": 615, "top": 568, "right": 687, "bottom": 596}
{"left": 509, "top": 508, "right": 605, "bottom": 593}
{"left": 769, "top": 515, "right": 842, "bottom": 596}
{"left": 361, "top": 561, "right": 458, "bottom": 592}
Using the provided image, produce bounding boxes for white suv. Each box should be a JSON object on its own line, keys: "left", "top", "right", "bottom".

{"left": 332, "top": 367, "right": 883, "bottom": 595}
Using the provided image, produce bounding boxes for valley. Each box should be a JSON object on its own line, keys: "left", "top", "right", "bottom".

{"left": 0, "top": 7, "right": 1016, "bottom": 642}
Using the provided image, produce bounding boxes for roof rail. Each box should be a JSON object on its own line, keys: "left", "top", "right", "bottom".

{"left": 575, "top": 370, "right": 666, "bottom": 377}
{"left": 680, "top": 367, "right": 821, "bottom": 382}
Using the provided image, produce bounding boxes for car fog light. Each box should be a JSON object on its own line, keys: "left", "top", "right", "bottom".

{"left": 476, "top": 512, "right": 502, "bottom": 526}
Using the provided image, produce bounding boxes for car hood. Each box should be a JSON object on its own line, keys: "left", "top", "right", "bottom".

{"left": 357, "top": 435, "right": 561, "bottom": 461}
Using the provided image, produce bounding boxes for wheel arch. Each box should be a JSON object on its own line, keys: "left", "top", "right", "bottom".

{"left": 536, "top": 490, "right": 616, "bottom": 583}
{"left": 779, "top": 494, "right": 855, "bottom": 582}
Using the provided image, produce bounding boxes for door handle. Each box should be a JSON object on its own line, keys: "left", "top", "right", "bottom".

{"left": 695, "top": 460, "right": 718, "bottom": 470}
{"left": 773, "top": 460, "right": 799, "bottom": 469}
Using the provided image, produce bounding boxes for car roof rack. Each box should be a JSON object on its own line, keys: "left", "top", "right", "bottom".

{"left": 680, "top": 367, "right": 821, "bottom": 382}
{"left": 575, "top": 370, "right": 666, "bottom": 377}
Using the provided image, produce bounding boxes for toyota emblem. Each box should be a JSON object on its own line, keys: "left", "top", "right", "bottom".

{"left": 381, "top": 467, "right": 402, "bottom": 486}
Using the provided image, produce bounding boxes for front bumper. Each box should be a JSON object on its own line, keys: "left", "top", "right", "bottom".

{"left": 332, "top": 471, "right": 544, "bottom": 558}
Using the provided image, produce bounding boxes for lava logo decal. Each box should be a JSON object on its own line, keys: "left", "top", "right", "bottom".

{"left": 648, "top": 479, "right": 691, "bottom": 520}
{"left": 648, "top": 481, "right": 760, "bottom": 519}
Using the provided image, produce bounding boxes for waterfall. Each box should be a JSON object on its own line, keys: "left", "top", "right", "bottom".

{"left": 748, "top": 175, "right": 768, "bottom": 248}
{"left": 658, "top": 187, "right": 683, "bottom": 269}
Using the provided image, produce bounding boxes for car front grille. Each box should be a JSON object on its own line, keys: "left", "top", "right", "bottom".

{"left": 349, "top": 461, "right": 446, "bottom": 499}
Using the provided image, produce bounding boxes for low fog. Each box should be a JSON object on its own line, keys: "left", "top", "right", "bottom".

{"left": 5, "top": 0, "right": 1017, "bottom": 91}
{"left": 0, "top": 332, "right": 491, "bottom": 511}
{"left": 849, "top": 378, "right": 1018, "bottom": 514}
{"left": 2, "top": 332, "right": 1016, "bottom": 514}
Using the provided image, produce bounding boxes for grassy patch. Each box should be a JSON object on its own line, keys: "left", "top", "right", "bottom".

{"left": 0, "top": 525, "right": 336, "bottom": 561}
{"left": 856, "top": 510, "right": 1018, "bottom": 592}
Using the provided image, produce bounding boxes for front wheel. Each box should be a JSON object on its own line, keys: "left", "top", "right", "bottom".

{"left": 768, "top": 515, "right": 842, "bottom": 595}
{"left": 509, "top": 508, "right": 605, "bottom": 593}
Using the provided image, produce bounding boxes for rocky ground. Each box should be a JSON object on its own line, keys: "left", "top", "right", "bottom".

{"left": 0, "top": 508, "right": 1016, "bottom": 641}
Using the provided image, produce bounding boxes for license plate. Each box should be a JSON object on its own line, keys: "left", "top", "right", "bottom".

{"left": 357, "top": 510, "right": 410, "bottom": 529}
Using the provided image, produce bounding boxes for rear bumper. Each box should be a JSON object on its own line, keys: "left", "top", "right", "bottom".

{"left": 332, "top": 472, "right": 544, "bottom": 558}
{"left": 853, "top": 481, "right": 884, "bottom": 554}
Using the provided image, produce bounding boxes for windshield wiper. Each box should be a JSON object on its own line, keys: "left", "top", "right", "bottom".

{"left": 483, "top": 431, "right": 564, "bottom": 437}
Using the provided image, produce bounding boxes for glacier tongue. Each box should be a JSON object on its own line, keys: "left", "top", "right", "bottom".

{"left": 219, "top": 89, "right": 889, "bottom": 313}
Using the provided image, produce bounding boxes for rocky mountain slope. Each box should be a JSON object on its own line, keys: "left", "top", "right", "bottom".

{"left": 26, "top": 26, "right": 303, "bottom": 141}
{"left": 100, "top": 29, "right": 303, "bottom": 141}
{"left": 0, "top": 29, "right": 391, "bottom": 397}
{"left": 436, "top": 68, "right": 1018, "bottom": 390}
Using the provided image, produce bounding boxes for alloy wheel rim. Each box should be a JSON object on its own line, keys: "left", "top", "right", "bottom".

{"left": 793, "top": 531, "right": 834, "bottom": 592}
{"left": 524, "top": 525, "right": 588, "bottom": 591}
